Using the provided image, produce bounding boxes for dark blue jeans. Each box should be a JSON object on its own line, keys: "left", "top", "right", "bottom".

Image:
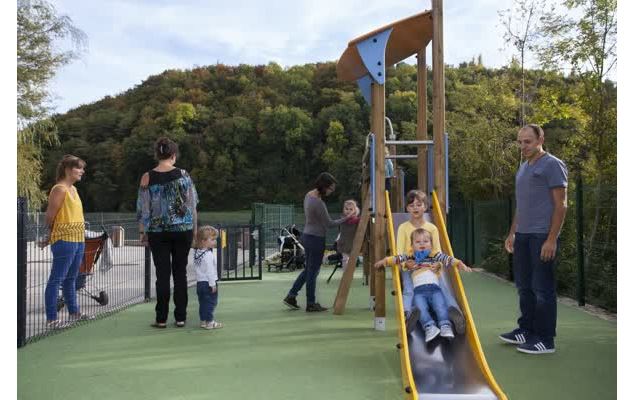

{"left": 44, "top": 240, "right": 85, "bottom": 321}
{"left": 288, "top": 233, "right": 325, "bottom": 304}
{"left": 513, "top": 233, "right": 558, "bottom": 341}
{"left": 413, "top": 284, "right": 450, "bottom": 328}
{"left": 196, "top": 281, "right": 219, "bottom": 322}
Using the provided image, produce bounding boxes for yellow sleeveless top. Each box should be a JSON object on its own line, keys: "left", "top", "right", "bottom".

{"left": 50, "top": 184, "right": 85, "bottom": 244}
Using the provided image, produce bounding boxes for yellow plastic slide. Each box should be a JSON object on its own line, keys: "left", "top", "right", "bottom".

{"left": 385, "top": 191, "right": 507, "bottom": 400}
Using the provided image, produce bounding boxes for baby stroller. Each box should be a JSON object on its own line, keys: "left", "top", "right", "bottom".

{"left": 326, "top": 241, "right": 361, "bottom": 284}
{"left": 325, "top": 241, "right": 344, "bottom": 284}
{"left": 267, "top": 224, "right": 305, "bottom": 272}
{"left": 57, "top": 229, "right": 110, "bottom": 311}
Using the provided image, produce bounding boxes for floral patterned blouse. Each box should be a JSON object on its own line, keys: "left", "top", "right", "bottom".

{"left": 136, "top": 168, "right": 198, "bottom": 232}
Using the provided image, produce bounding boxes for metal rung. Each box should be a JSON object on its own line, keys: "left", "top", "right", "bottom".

{"left": 387, "top": 155, "right": 418, "bottom": 159}
{"left": 385, "top": 140, "right": 434, "bottom": 146}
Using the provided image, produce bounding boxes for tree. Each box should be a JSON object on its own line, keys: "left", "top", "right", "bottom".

{"left": 498, "top": 0, "right": 553, "bottom": 126}
{"left": 17, "top": 0, "right": 87, "bottom": 208}
{"left": 538, "top": 0, "right": 616, "bottom": 270}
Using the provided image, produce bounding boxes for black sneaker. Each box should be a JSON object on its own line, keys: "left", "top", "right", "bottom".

{"left": 306, "top": 303, "right": 328, "bottom": 312}
{"left": 517, "top": 337, "right": 555, "bottom": 354}
{"left": 448, "top": 306, "right": 466, "bottom": 335}
{"left": 283, "top": 295, "right": 300, "bottom": 310}
{"left": 405, "top": 308, "right": 420, "bottom": 334}
{"left": 499, "top": 328, "right": 529, "bottom": 345}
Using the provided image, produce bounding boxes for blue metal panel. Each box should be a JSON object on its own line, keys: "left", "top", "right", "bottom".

{"left": 356, "top": 74, "right": 373, "bottom": 105}
{"left": 427, "top": 145, "right": 434, "bottom": 196}
{"left": 369, "top": 133, "right": 376, "bottom": 215}
{"left": 355, "top": 28, "right": 393, "bottom": 85}
{"left": 400, "top": 168, "right": 406, "bottom": 212}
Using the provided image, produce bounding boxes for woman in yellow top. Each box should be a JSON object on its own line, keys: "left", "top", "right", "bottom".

{"left": 396, "top": 190, "right": 465, "bottom": 335}
{"left": 42, "top": 155, "right": 91, "bottom": 328}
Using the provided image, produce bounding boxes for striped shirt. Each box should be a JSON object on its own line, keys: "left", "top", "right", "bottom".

{"left": 384, "top": 251, "right": 459, "bottom": 287}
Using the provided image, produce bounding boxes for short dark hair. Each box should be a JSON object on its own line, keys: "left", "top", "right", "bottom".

{"left": 314, "top": 172, "right": 337, "bottom": 197}
{"left": 56, "top": 154, "right": 86, "bottom": 182}
{"left": 405, "top": 190, "right": 427, "bottom": 209}
{"left": 154, "top": 137, "right": 178, "bottom": 160}
{"left": 522, "top": 124, "right": 545, "bottom": 139}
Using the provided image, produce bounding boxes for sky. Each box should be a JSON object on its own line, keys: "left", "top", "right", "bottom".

{"left": 49, "top": 0, "right": 538, "bottom": 114}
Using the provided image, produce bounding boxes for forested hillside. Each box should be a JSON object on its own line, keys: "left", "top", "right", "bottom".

{"left": 42, "top": 60, "right": 615, "bottom": 212}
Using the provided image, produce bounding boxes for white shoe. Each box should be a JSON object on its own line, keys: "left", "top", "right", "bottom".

{"left": 424, "top": 325, "right": 441, "bottom": 342}
{"left": 440, "top": 324, "right": 455, "bottom": 339}
{"left": 202, "top": 320, "right": 224, "bottom": 330}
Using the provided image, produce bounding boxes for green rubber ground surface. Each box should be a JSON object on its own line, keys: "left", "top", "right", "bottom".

{"left": 18, "top": 268, "right": 616, "bottom": 400}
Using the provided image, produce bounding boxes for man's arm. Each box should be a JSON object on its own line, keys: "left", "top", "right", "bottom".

{"left": 541, "top": 187, "right": 568, "bottom": 261}
{"left": 504, "top": 211, "right": 517, "bottom": 254}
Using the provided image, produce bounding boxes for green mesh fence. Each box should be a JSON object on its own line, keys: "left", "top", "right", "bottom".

{"left": 448, "top": 180, "right": 616, "bottom": 313}
{"left": 251, "top": 203, "right": 295, "bottom": 259}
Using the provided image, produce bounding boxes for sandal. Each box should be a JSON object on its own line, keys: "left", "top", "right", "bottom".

{"left": 69, "top": 313, "right": 95, "bottom": 322}
{"left": 151, "top": 322, "right": 167, "bottom": 329}
{"left": 46, "top": 320, "right": 66, "bottom": 329}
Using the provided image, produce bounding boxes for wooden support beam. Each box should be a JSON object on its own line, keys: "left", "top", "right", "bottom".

{"left": 371, "top": 82, "right": 387, "bottom": 330}
{"left": 333, "top": 194, "right": 371, "bottom": 315}
{"left": 432, "top": 0, "right": 446, "bottom": 222}
{"left": 417, "top": 47, "right": 428, "bottom": 193}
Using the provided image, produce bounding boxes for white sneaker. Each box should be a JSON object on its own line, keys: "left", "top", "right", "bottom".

{"left": 424, "top": 325, "right": 441, "bottom": 342}
{"left": 200, "top": 321, "right": 207, "bottom": 328}
{"left": 440, "top": 324, "right": 455, "bottom": 339}
{"left": 202, "top": 320, "right": 224, "bottom": 330}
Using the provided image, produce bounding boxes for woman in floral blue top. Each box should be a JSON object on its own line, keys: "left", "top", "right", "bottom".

{"left": 137, "top": 137, "right": 198, "bottom": 328}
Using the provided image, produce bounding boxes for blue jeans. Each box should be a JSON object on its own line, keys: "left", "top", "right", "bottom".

{"left": 513, "top": 233, "right": 558, "bottom": 341}
{"left": 196, "top": 281, "right": 219, "bottom": 322}
{"left": 44, "top": 240, "right": 85, "bottom": 321}
{"left": 288, "top": 233, "right": 325, "bottom": 304}
{"left": 402, "top": 270, "right": 460, "bottom": 314}
{"left": 413, "top": 284, "right": 450, "bottom": 328}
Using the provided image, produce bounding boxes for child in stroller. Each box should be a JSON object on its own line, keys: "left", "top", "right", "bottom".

{"left": 56, "top": 228, "right": 110, "bottom": 311}
{"left": 267, "top": 224, "right": 305, "bottom": 272}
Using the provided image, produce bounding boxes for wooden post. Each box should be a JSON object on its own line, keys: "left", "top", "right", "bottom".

{"left": 371, "top": 82, "right": 387, "bottom": 330}
{"left": 417, "top": 47, "right": 428, "bottom": 193}
{"left": 432, "top": 0, "right": 446, "bottom": 221}
{"left": 333, "top": 194, "right": 371, "bottom": 314}
{"left": 360, "top": 184, "right": 370, "bottom": 286}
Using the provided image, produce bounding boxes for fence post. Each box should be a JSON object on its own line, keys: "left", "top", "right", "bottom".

{"left": 17, "top": 197, "right": 27, "bottom": 348}
{"left": 469, "top": 200, "right": 475, "bottom": 266}
{"left": 258, "top": 224, "right": 263, "bottom": 280}
{"left": 144, "top": 246, "right": 152, "bottom": 301}
{"left": 576, "top": 175, "right": 585, "bottom": 306}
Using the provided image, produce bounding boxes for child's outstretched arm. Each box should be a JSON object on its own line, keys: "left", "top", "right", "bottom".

{"left": 434, "top": 252, "right": 472, "bottom": 272}
{"left": 374, "top": 254, "right": 409, "bottom": 269}
{"left": 456, "top": 260, "right": 472, "bottom": 272}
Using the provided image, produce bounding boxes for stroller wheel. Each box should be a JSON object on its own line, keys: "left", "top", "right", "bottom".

{"left": 97, "top": 291, "right": 109, "bottom": 306}
{"left": 56, "top": 297, "right": 65, "bottom": 312}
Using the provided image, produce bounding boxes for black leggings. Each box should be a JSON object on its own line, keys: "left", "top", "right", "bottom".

{"left": 148, "top": 230, "right": 193, "bottom": 323}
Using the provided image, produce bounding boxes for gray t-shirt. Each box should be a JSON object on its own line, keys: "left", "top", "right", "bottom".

{"left": 302, "top": 194, "right": 346, "bottom": 238}
{"left": 515, "top": 153, "right": 568, "bottom": 234}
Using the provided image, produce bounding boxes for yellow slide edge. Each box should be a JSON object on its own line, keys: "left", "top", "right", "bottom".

{"left": 385, "top": 191, "right": 418, "bottom": 400}
{"left": 431, "top": 191, "right": 508, "bottom": 400}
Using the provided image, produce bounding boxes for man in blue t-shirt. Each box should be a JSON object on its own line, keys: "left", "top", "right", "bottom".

{"left": 499, "top": 124, "right": 568, "bottom": 355}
